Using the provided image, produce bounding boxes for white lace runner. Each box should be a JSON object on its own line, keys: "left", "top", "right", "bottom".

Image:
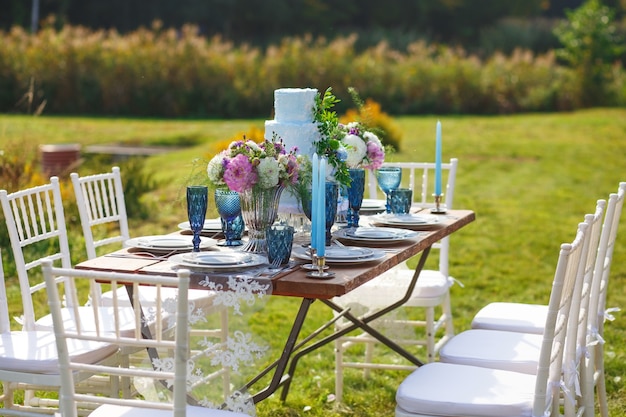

{"left": 136, "top": 274, "right": 274, "bottom": 416}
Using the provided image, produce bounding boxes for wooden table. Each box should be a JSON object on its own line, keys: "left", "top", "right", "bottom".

{"left": 76, "top": 209, "right": 475, "bottom": 403}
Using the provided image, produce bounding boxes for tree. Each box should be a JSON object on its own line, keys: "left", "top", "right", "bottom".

{"left": 553, "top": 0, "right": 625, "bottom": 106}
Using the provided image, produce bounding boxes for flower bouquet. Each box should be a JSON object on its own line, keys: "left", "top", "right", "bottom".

{"left": 207, "top": 135, "right": 299, "bottom": 253}
{"left": 339, "top": 121, "right": 385, "bottom": 170}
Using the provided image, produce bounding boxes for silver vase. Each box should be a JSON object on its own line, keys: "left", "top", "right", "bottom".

{"left": 239, "top": 186, "right": 284, "bottom": 254}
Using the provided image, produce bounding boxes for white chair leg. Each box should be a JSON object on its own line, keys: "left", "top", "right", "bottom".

{"left": 425, "top": 306, "right": 436, "bottom": 362}
{"left": 335, "top": 338, "right": 344, "bottom": 403}
{"left": 364, "top": 339, "right": 375, "bottom": 378}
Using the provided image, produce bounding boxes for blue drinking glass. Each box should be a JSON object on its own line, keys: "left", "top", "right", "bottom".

{"left": 324, "top": 182, "right": 339, "bottom": 246}
{"left": 186, "top": 186, "right": 208, "bottom": 252}
{"left": 302, "top": 181, "right": 339, "bottom": 246}
{"left": 215, "top": 189, "right": 243, "bottom": 247}
{"left": 376, "top": 167, "right": 402, "bottom": 213}
{"left": 347, "top": 168, "right": 365, "bottom": 228}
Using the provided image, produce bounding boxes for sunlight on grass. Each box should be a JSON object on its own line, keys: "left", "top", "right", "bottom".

{"left": 1, "top": 109, "right": 625, "bottom": 416}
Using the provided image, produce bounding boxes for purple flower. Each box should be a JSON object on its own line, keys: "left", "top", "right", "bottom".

{"left": 223, "top": 153, "right": 258, "bottom": 193}
{"left": 364, "top": 141, "right": 385, "bottom": 170}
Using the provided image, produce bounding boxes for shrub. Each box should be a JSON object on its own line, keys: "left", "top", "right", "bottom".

{"left": 1, "top": 21, "right": 624, "bottom": 116}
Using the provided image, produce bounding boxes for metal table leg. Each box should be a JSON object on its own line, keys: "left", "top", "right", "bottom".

{"left": 279, "top": 246, "right": 431, "bottom": 401}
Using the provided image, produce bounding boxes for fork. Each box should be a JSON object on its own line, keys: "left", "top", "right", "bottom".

{"left": 269, "top": 257, "right": 283, "bottom": 270}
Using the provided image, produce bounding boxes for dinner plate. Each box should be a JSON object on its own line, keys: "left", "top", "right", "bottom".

{"left": 307, "top": 246, "right": 374, "bottom": 260}
{"left": 178, "top": 218, "right": 224, "bottom": 233}
{"left": 334, "top": 227, "right": 419, "bottom": 244}
{"left": 360, "top": 199, "right": 387, "bottom": 210}
{"left": 169, "top": 252, "right": 266, "bottom": 270}
{"left": 125, "top": 235, "right": 217, "bottom": 252}
{"left": 371, "top": 213, "right": 440, "bottom": 227}
{"left": 293, "top": 246, "right": 386, "bottom": 264}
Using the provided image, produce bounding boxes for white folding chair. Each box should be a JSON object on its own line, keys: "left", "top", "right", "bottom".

{"left": 0, "top": 177, "right": 144, "bottom": 408}
{"left": 71, "top": 167, "right": 231, "bottom": 395}
{"left": 582, "top": 182, "right": 625, "bottom": 417}
{"left": 42, "top": 260, "right": 247, "bottom": 417}
{"left": 469, "top": 182, "right": 625, "bottom": 417}
{"left": 394, "top": 220, "right": 589, "bottom": 417}
{"left": 0, "top": 249, "right": 120, "bottom": 416}
{"left": 333, "top": 159, "right": 458, "bottom": 402}
{"left": 438, "top": 199, "right": 606, "bottom": 417}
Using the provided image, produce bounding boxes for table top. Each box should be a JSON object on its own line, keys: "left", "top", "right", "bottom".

{"left": 76, "top": 209, "right": 475, "bottom": 300}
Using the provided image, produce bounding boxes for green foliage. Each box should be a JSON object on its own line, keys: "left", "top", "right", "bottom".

{"left": 1, "top": 24, "right": 624, "bottom": 117}
{"left": 1, "top": 112, "right": 626, "bottom": 415}
{"left": 554, "top": 0, "right": 626, "bottom": 106}
{"left": 313, "top": 87, "right": 350, "bottom": 187}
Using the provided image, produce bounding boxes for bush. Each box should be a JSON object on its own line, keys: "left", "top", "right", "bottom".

{"left": 0, "top": 21, "right": 624, "bottom": 116}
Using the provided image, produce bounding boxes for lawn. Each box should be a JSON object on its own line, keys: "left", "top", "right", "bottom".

{"left": 1, "top": 109, "right": 625, "bottom": 416}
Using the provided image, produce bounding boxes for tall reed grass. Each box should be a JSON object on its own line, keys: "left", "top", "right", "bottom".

{"left": 1, "top": 22, "right": 624, "bottom": 117}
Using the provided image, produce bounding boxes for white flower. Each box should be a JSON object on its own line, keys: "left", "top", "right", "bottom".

{"left": 257, "top": 157, "right": 280, "bottom": 188}
{"left": 363, "top": 131, "right": 382, "bottom": 147}
{"left": 207, "top": 153, "right": 225, "bottom": 185}
{"left": 342, "top": 134, "right": 367, "bottom": 168}
{"left": 246, "top": 140, "right": 262, "bottom": 153}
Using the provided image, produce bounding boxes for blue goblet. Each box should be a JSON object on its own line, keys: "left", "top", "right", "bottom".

{"left": 186, "top": 186, "right": 208, "bottom": 253}
{"left": 347, "top": 168, "right": 365, "bottom": 228}
{"left": 215, "top": 189, "right": 243, "bottom": 247}
{"left": 376, "top": 167, "right": 402, "bottom": 213}
{"left": 302, "top": 181, "right": 339, "bottom": 246}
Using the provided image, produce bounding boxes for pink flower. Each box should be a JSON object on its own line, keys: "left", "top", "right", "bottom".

{"left": 223, "top": 153, "right": 258, "bottom": 192}
{"left": 364, "top": 141, "right": 385, "bottom": 170}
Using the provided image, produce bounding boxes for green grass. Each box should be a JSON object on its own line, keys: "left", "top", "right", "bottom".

{"left": 1, "top": 109, "right": 626, "bottom": 416}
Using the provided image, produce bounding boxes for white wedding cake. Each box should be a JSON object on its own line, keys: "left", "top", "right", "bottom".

{"left": 265, "top": 88, "right": 320, "bottom": 214}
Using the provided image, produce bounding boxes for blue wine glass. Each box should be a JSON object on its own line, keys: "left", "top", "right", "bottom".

{"left": 186, "top": 186, "right": 208, "bottom": 253}
{"left": 215, "top": 189, "right": 243, "bottom": 247}
{"left": 376, "top": 167, "right": 402, "bottom": 213}
{"left": 347, "top": 168, "right": 365, "bottom": 228}
{"left": 301, "top": 181, "right": 338, "bottom": 246}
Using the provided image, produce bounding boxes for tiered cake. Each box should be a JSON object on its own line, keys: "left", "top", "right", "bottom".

{"left": 265, "top": 88, "right": 320, "bottom": 214}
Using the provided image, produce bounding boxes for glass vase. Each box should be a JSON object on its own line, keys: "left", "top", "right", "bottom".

{"left": 239, "top": 186, "right": 284, "bottom": 254}
{"left": 347, "top": 168, "right": 365, "bottom": 228}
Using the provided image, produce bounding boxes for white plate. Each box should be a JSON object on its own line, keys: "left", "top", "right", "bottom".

{"left": 178, "top": 218, "right": 224, "bottom": 232}
{"left": 335, "top": 227, "right": 418, "bottom": 243}
{"left": 307, "top": 246, "right": 374, "bottom": 260}
{"left": 125, "top": 235, "right": 217, "bottom": 252}
{"left": 371, "top": 213, "right": 440, "bottom": 227}
{"left": 360, "top": 199, "right": 386, "bottom": 210}
{"left": 169, "top": 252, "right": 266, "bottom": 270}
{"left": 293, "top": 246, "right": 386, "bottom": 265}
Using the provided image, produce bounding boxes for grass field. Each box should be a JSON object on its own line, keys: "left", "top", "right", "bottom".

{"left": 1, "top": 109, "right": 625, "bottom": 416}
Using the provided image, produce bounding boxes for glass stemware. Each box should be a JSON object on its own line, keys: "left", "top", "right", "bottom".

{"left": 186, "top": 186, "right": 208, "bottom": 253}
{"left": 301, "top": 181, "right": 339, "bottom": 246}
{"left": 215, "top": 189, "right": 243, "bottom": 247}
{"left": 376, "top": 167, "right": 402, "bottom": 213}
{"left": 347, "top": 168, "right": 365, "bottom": 228}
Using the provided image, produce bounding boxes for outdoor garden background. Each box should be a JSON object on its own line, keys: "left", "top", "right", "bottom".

{"left": 1, "top": 0, "right": 626, "bottom": 416}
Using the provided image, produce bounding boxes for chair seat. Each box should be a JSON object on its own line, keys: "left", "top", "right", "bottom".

{"left": 90, "top": 404, "right": 250, "bottom": 417}
{"left": 395, "top": 362, "right": 537, "bottom": 417}
{"left": 337, "top": 268, "right": 451, "bottom": 311}
{"left": 439, "top": 329, "right": 543, "bottom": 374}
{"left": 471, "top": 302, "right": 548, "bottom": 334}
{"left": 100, "top": 287, "right": 220, "bottom": 311}
{"left": 0, "top": 331, "right": 116, "bottom": 374}
{"left": 34, "top": 306, "right": 165, "bottom": 337}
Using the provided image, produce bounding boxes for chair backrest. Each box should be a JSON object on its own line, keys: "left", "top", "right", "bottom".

{"left": 42, "top": 259, "right": 191, "bottom": 417}
{"left": 0, "top": 250, "right": 10, "bottom": 333}
{"left": 593, "top": 182, "right": 625, "bottom": 335}
{"left": 533, "top": 220, "right": 588, "bottom": 417}
{"left": 560, "top": 201, "right": 605, "bottom": 416}
{"left": 0, "top": 177, "right": 74, "bottom": 331}
{"left": 70, "top": 166, "right": 130, "bottom": 259}
{"left": 367, "top": 158, "right": 458, "bottom": 210}
{"left": 368, "top": 159, "right": 458, "bottom": 277}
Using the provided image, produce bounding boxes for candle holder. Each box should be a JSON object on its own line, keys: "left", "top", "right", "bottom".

{"left": 430, "top": 193, "right": 447, "bottom": 214}
{"left": 305, "top": 252, "right": 335, "bottom": 279}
